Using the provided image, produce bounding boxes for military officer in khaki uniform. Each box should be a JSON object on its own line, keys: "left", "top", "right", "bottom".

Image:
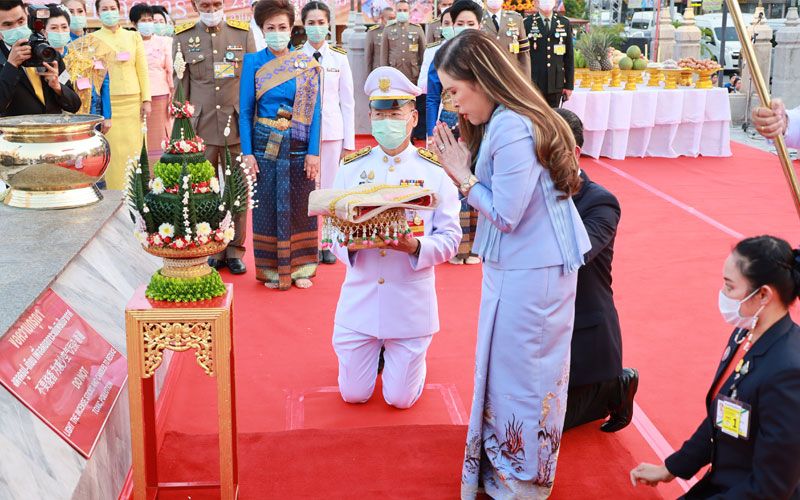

{"left": 174, "top": 0, "right": 256, "bottom": 274}
{"left": 379, "top": 0, "right": 426, "bottom": 84}
{"left": 366, "top": 7, "right": 395, "bottom": 73}
{"left": 480, "top": 0, "right": 530, "bottom": 76}
{"left": 425, "top": 0, "right": 454, "bottom": 44}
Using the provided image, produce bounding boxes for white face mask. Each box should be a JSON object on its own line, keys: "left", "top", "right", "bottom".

{"left": 486, "top": 0, "right": 503, "bottom": 10}
{"left": 539, "top": 0, "right": 556, "bottom": 11}
{"left": 718, "top": 288, "right": 764, "bottom": 330}
{"left": 199, "top": 9, "right": 224, "bottom": 27}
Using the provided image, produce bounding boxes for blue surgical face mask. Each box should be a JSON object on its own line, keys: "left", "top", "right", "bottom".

{"left": 440, "top": 26, "right": 455, "bottom": 40}
{"left": 264, "top": 31, "right": 291, "bottom": 51}
{"left": 1, "top": 25, "right": 32, "bottom": 46}
{"left": 396, "top": 11, "right": 410, "bottom": 23}
{"left": 164, "top": 24, "right": 174, "bottom": 36}
{"left": 453, "top": 26, "right": 472, "bottom": 36}
{"left": 372, "top": 118, "right": 411, "bottom": 151}
{"left": 305, "top": 25, "right": 328, "bottom": 44}
{"left": 70, "top": 15, "right": 87, "bottom": 31}
{"left": 46, "top": 31, "right": 71, "bottom": 48}
{"left": 138, "top": 22, "right": 155, "bottom": 36}
{"left": 153, "top": 23, "right": 168, "bottom": 36}
{"left": 99, "top": 10, "right": 120, "bottom": 27}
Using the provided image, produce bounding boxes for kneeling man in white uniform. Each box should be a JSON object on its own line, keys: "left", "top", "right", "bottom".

{"left": 330, "top": 67, "right": 461, "bottom": 409}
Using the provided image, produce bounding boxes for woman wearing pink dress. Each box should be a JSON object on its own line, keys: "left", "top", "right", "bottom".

{"left": 130, "top": 3, "right": 173, "bottom": 164}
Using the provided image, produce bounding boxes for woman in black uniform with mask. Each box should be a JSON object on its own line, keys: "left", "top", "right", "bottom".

{"left": 631, "top": 235, "right": 800, "bottom": 499}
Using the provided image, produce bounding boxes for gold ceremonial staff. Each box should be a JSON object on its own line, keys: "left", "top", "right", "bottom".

{"left": 724, "top": 0, "right": 800, "bottom": 218}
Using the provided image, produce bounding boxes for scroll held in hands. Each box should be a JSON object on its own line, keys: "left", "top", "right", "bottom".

{"left": 308, "top": 184, "right": 439, "bottom": 250}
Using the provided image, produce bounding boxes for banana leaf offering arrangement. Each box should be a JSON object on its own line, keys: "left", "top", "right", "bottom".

{"left": 308, "top": 185, "right": 439, "bottom": 250}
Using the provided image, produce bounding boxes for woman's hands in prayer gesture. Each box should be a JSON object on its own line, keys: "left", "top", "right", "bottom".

{"left": 432, "top": 121, "right": 471, "bottom": 186}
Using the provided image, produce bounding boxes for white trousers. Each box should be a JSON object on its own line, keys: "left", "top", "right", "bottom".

{"left": 332, "top": 325, "right": 433, "bottom": 409}
{"left": 320, "top": 139, "right": 343, "bottom": 189}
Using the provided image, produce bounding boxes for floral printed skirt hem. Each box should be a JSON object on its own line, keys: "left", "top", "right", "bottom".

{"left": 461, "top": 264, "right": 577, "bottom": 500}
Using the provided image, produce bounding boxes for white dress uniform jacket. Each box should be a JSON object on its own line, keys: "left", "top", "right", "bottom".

{"left": 330, "top": 144, "right": 461, "bottom": 339}
{"left": 417, "top": 41, "right": 442, "bottom": 93}
{"left": 302, "top": 41, "right": 355, "bottom": 149}
{"left": 786, "top": 106, "right": 800, "bottom": 149}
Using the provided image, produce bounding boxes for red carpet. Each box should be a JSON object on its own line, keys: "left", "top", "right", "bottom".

{"left": 135, "top": 141, "right": 799, "bottom": 499}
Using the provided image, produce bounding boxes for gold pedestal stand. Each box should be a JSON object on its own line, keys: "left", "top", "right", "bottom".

{"left": 125, "top": 284, "right": 238, "bottom": 499}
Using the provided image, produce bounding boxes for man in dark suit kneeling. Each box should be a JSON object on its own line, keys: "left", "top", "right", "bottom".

{"left": 0, "top": 0, "right": 81, "bottom": 117}
{"left": 556, "top": 108, "right": 639, "bottom": 433}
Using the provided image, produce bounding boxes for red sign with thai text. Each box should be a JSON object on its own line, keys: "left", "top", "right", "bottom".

{"left": 0, "top": 290, "right": 127, "bottom": 458}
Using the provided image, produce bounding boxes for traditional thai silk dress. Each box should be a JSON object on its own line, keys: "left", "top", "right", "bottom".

{"left": 426, "top": 58, "right": 478, "bottom": 258}
{"left": 460, "top": 106, "right": 591, "bottom": 499}
{"left": 90, "top": 27, "right": 151, "bottom": 190}
{"left": 142, "top": 34, "right": 174, "bottom": 165}
{"left": 239, "top": 48, "right": 322, "bottom": 290}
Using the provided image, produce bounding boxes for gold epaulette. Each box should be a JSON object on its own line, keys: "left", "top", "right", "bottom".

{"left": 227, "top": 19, "right": 250, "bottom": 31}
{"left": 175, "top": 21, "right": 196, "bottom": 35}
{"left": 368, "top": 24, "right": 380, "bottom": 31}
{"left": 417, "top": 148, "right": 441, "bottom": 166}
{"left": 343, "top": 146, "right": 372, "bottom": 164}
{"left": 330, "top": 45, "right": 347, "bottom": 55}
{"left": 426, "top": 40, "right": 442, "bottom": 48}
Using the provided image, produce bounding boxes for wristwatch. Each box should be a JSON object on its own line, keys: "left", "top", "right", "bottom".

{"left": 459, "top": 174, "right": 479, "bottom": 196}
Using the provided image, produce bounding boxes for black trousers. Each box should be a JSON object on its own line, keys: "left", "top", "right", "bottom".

{"left": 414, "top": 94, "right": 427, "bottom": 140}
{"left": 545, "top": 92, "right": 563, "bottom": 108}
{"left": 563, "top": 378, "right": 620, "bottom": 430}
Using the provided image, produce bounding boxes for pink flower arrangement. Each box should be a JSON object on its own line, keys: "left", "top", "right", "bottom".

{"left": 169, "top": 101, "right": 195, "bottom": 119}
{"left": 143, "top": 226, "right": 230, "bottom": 249}
{"left": 161, "top": 136, "right": 206, "bottom": 154}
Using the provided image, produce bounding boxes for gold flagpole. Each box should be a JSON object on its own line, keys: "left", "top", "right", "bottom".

{"left": 724, "top": 0, "right": 800, "bottom": 218}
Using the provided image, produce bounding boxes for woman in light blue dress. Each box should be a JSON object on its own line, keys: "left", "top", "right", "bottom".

{"left": 433, "top": 30, "right": 591, "bottom": 499}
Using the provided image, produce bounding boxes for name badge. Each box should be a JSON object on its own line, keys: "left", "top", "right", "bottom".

{"left": 326, "top": 67, "right": 340, "bottom": 72}
{"left": 116, "top": 51, "right": 130, "bottom": 62}
{"left": 715, "top": 395, "right": 751, "bottom": 439}
{"left": 554, "top": 44, "right": 566, "bottom": 56}
{"left": 76, "top": 77, "right": 91, "bottom": 90}
{"left": 409, "top": 43, "right": 418, "bottom": 52}
{"left": 213, "top": 62, "right": 235, "bottom": 79}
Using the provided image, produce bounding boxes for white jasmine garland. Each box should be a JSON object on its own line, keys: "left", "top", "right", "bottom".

{"left": 223, "top": 227, "right": 235, "bottom": 243}
{"left": 210, "top": 177, "right": 220, "bottom": 193}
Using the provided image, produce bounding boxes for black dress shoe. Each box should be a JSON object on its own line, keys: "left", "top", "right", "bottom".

{"left": 600, "top": 368, "right": 639, "bottom": 433}
{"left": 208, "top": 257, "right": 225, "bottom": 269}
{"left": 320, "top": 249, "right": 336, "bottom": 265}
{"left": 226, "top": 258, "right": 247, "bottom": 275}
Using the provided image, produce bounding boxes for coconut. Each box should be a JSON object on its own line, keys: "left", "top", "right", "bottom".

{"left": 626, "top": 45, "right": 642, "bottom": 60}
{"left": 632, "top": 58, "right": 647, "bottom": 71}
{"left": 618, "top": 56, "right": 634, "bottom": 71}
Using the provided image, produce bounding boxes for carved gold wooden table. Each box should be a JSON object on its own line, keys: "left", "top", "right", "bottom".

{"left": 125, "top": 284, "right": 238, "bottom": 499}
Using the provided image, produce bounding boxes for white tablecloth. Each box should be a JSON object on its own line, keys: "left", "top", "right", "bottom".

{"left": 562, "top": 87, "right": 732, "bottom": 160}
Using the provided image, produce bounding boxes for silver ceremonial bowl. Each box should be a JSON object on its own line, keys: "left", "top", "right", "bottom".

{"left": 0, "top": 114, "right": 110, "bottom": 209}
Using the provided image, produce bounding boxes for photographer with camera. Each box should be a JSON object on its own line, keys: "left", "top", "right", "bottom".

{"left": 0, "top": 0, "right": 81, "bottom": 116}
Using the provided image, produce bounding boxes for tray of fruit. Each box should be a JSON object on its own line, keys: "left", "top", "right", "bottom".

{"left": 676, "top": 57, "right": 721, "bottom": 72}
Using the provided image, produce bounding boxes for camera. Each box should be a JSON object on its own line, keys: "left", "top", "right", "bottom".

{"left": 22, "top": 5, "right": 59, "bottom": 68}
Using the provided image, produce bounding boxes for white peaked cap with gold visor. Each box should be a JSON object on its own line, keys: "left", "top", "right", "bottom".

{"left": 364, "top": 66, "right": 422, "bottom": 110}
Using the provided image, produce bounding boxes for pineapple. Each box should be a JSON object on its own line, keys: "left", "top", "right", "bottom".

{"left": 576, "top": 29, "right": 616, "bottom": 71}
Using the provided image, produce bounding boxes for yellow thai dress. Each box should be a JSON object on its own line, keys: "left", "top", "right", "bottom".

{"left": 89, "top": 27, "right": 151, "bottom": 190}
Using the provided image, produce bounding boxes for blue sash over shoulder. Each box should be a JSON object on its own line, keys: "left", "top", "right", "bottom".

{"left": 473, "top": 106, "right": 585, "bottom": 275}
